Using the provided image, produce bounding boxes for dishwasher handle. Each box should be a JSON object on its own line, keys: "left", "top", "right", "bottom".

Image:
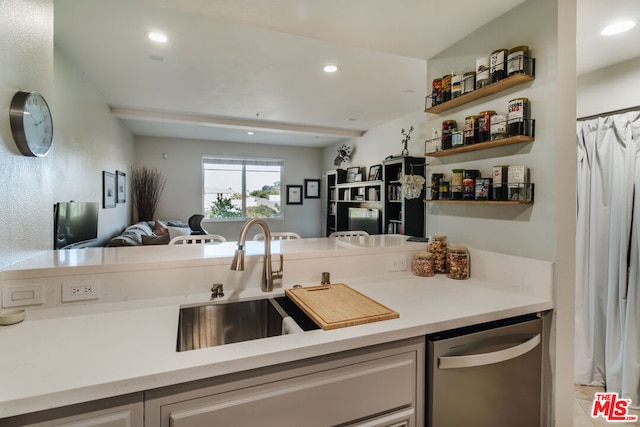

{"left": 438, "top": 334, "right": 541, "bottom": 369}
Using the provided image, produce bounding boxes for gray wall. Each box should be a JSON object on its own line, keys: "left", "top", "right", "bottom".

{"left": 577, "top": 55, "right": 640, "bottom": 118}
{"left": 134, "top": 136, "right": 323, "bottom": 240}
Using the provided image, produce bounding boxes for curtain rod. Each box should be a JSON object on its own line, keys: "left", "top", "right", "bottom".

{"left": 577, "top": 105, "right": 640, "bottom": 121}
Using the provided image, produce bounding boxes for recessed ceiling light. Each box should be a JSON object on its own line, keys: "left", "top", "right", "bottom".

{"left": 601, "top": 20, "right": 636, "bottom": 36}
{"left": 246, "top": 131, "right": 255, "bottom": 135}
{"left": 147, "top": 32, "right": 169, "bottom": 43}
{"left": 323, "top": 64, "right": 340, "bottom": 73}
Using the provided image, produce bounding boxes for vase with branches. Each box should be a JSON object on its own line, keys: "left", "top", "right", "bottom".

{"left": 131, "top": 167, "right": 166, "bottom": 221}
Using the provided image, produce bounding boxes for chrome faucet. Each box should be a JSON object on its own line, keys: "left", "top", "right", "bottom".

{"left": 230, "top": 218, "right": 283, "bottom": 292}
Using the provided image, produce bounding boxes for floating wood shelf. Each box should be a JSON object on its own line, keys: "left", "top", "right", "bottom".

{"left": 424, "top": 73, "right": 535, "bottom": 114}
{"left": 425, "top": 199, "right": 533, "bottom": 205}
{"left": 426, "top": 135, "right": 534, "bottom": 157}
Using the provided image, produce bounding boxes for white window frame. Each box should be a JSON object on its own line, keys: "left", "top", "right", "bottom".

{"left": 202, "top": 156, "right": 284, "bottom": 222}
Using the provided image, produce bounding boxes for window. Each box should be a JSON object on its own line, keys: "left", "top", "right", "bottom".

{"left": 203, "top": 157, "right": 283, "bottom": 220}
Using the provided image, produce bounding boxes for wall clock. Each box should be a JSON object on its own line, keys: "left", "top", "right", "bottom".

{"left": 9, "top": 90, "right": 54, "bottom": 157}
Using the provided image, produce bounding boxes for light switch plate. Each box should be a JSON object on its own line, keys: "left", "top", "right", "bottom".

{"left": 2, "top": 283, "right": 45, "bottom": 307}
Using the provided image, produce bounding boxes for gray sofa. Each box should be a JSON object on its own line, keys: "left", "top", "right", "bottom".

{"left": 106, "top": 220, "right": 191, "bottom": 247}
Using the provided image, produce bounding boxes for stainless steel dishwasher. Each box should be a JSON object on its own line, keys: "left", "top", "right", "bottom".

{"left": 427, "top": 314, "right": 543, "bottom": 427}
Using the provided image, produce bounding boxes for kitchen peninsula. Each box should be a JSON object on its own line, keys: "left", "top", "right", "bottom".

{"left": 0, "top": 235, "right": 553, "bottom": 425}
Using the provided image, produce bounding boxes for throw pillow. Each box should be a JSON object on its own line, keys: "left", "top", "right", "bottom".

{"left": 168, "top": 226, "right": 192, "bottom": 240}
{"left": 154, "top": 220, "right": 169, "bottom": 236}
{"left": 141, "top": 234, "right": 171, "bottom": 245}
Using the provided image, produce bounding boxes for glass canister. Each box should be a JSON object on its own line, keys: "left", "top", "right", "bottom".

{"left": 451, "top": 70, "right": 464, "bottom": 99}
{"left": 439, "top": 181, "right": 450, "bottom": 200}
{"left": 431, "top": 78, "right": 442, "bottom": 106}
{"left": 508, "top": 97, "right": 531, "bottom": 137}
{"left": 462, "top": 71, "right": 476, "bottom": 94}
{"left": 412, "top": 251, "right": 435, "bottom": 277}
{"left": 447, "top": 245, "right": 470, "bottom": 279}
{"left": 464, "top": 115, "right": 481, "bottom": 145}
{"left": 475, "top": 55, "right": 490, "bottom": 89}
{"left": 442, "top": 120, "right": 456, "bottom": 150}
{"left": 478, "top": 110, "right": 495, "bottom": 143}
{"left": 490, "top": 112, "right": 508, "bottom": 141}
{"left": 490, "top": 48, "right": 509, "bottom": 83}
{"left": 507, "top": 45, "right": 530, "bottom": 76}
{"left": 430, "top": 173, "right": 444, "bottom": 200}
{"left": 475, "top": 177, "right": 492, "bottom": 200}
{"left": 451, "top": 128, "right": 464, "bottom": 148}
{"left": 428, "top": 235, "right": 448, "bottom": 273}
{"left": 462, "top": 169, "right": 479, "bottom": 200}
{"left": 451, "top": 169, "right": 464, "bottom": 200}
{"left": 441, "top": 74, "right": 452, "bottom": 103}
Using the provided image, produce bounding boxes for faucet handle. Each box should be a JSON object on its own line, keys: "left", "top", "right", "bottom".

{"left": 211, "top": 283, "right": 225, "bottom": 299}
{"left": 272, "top": 254, "right": 284, "bottom": 280}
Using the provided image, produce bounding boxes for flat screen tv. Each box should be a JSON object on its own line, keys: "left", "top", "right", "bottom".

{"left": 54, "top": 202, "right": 99, "bottom": 249}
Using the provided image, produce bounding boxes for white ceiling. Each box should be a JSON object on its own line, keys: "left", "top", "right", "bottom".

{"left": 54, "top": 0, "right": 640, "bottom": 148}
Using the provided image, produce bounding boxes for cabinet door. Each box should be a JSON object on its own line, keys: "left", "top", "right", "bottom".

{"left": 3, "top": 395, "right": 143, "bottom": 427}
{"left": 162, "top": 351, "right": 418, "bottom": 427}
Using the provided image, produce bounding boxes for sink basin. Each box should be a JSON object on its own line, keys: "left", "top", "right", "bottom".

{"left": 177, "top": 297, "right": 318, "bottom": 352}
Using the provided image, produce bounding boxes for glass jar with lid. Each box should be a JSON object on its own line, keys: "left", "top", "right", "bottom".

{"left": 412, "top": 251, "right": 435, "bottom": 277}
{"left": 447, "top": 246, "right": 470, "bottom": 279}
{"left": 428, "top": 235, "right": 448, "bottom": 273}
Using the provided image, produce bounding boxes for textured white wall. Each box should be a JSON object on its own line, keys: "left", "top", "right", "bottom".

{"left": 577, "top": 56, "right": 640, "bottom": 118}
{"left": 0, "top": 2, "right": 134, "bottom": 269}
{"left": 0, "top": 0, "right": 55, "bottom": 269}
{"left": 134, "top": 136, "right": 323, "bottom": 240}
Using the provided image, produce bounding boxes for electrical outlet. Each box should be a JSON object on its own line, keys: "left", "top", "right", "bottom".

{"left": 62, "top": 279, "right": 101, "bottom": 302}
{"left": 388, "top": 255, "right": 407, "bottom": 272}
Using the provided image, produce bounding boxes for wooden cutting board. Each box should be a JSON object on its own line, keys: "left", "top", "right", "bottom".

{"left": 285, "top": 283, "right": 399, "bottom": 330}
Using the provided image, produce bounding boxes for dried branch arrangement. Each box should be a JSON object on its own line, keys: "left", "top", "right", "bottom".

{"left": 131, "top": 167, "right": 166, "bottom": 221}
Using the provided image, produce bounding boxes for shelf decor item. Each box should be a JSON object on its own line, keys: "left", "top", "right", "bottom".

{"left": 398, "top": 173, "right": 425, "bottom": 200}
{"left": 368, "top": 164, "right": 381, "bottom": 181}
{"left": 333, "top": 144, "right": 352, "bottom": 167}
{"left": 400, "top": 126, "right": 414, "bottom": 156}
{"left": 131, "top": 166, "right": 166, "bottom": 221}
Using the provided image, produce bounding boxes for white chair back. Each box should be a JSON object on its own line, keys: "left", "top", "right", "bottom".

{"left": 169, "top": 234, "right": 227, "bottom": 245}
{"left": 253, "top": 232, "right": 302, "bottom": 241}
{"left": 329, "top": 230, "right": 370, "bottom": 238}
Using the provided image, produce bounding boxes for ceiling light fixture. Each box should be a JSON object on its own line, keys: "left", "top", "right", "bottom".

{"left": 247, "top": 131, "right": 255, "bottom": 135}
{"left": 323, "top": 64, "right": 340, "bottom": 73}
{"left": 601, "top": 20, "right": 636, "bottom": 36}
{"left": 147, "top": 32, "right": 169, "bottom": 43}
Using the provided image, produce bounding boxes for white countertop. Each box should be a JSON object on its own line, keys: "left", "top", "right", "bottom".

{"left": 0, "top": 271, "right": 553, "bottom": 418}
{"left": 1, "top": 235, "right": 422, "bottom": 279}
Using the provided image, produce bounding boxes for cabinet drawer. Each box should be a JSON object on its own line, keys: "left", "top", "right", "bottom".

{"left": 164, "top": 351, "right": 417, "bottom": 427}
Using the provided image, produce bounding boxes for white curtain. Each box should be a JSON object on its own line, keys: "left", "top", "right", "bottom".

{"left": 575, "top": 111, "right": 640, "bottom": 406}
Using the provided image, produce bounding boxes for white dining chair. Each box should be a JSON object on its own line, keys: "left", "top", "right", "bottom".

{"left": 329, "top": 231, "right": 370, "bottom": 238}
{"left": 253, "top": 232, "right": 302, "bottom": 241}
{"left": 169, "top": 235, "right": 227, "bottom": 245}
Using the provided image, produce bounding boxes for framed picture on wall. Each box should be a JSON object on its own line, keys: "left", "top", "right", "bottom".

{"left": 286, "top": 185, "right": 303, "bottom": 205}
{"left": 304, "top": 179, "right": 321, "bottom": 199}
{"left": 116, "top": 170, "right": 126, "bottom": 203}
{"left": 103, "top": 171, "right": 116, "bottom": 209}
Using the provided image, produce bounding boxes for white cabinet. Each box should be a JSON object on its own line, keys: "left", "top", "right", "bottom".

{"left": 145, "top": 338, "right": 424, "bottom": 427}
{"left": 2, "top": 393, "right": 143, "bottom": 427}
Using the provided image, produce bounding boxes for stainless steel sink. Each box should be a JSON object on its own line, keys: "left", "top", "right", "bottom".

{"left": 177, "top": 297, "right": 318, "bottom": 352}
